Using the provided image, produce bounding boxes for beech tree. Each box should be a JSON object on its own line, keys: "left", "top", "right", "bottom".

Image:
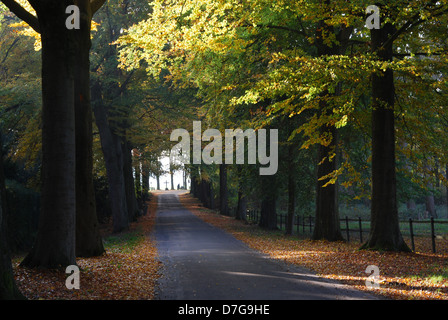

{"left": 116, "top": 0, "right": 448, "bottom": 251}
{"left": 362, "top": 1, "right": 448, "bottom": 251}
{"left": 1, "top": 0, "right": 106, "bottom": 268}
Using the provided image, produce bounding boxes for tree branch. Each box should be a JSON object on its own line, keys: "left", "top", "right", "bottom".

{"left": 264, "top": 24, "right": 308, "bottom": 38}
{"left": 381, "top": 2, "right": 448, "bottom": 51}
{"left": 0, "top": 0, "right": 40, "bottom": 33}
{"left": 1, "top": 37, "right": 20, "bottom": 65}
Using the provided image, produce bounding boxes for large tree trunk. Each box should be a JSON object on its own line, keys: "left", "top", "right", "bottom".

{"left": 361, "top": 22, "right": 409, "bottom": 252}
{"left": 22, "top": 5, "right": 77, "bottom": 268}
{"left": 74, "top": 2, "right": 104, "bottom": 257}
{"left": 313, "top": 123, "right": 343, "bottom": 241}
{"left": 92, "top": 82, "right": 129, "bottom": 233}
{"left": 312, "top": 20, "right": 344, "bottom": 241}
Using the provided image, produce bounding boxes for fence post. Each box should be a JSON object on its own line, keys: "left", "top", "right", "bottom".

{"left": 430, "top": 216, "right": 436, "bottom": 253}
{"left": 296, "top": 215, "right": 300, "bottom": 236}
{"left": 345, "top": 216, "right": 350, "bottom": 242}
{"left": 409, "top": 218, "right": 415, "bottom": 252}
{"left": 358, "top": 217, "right": 363, "bottom": 243}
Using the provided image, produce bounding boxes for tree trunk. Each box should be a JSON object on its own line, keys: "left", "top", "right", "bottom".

{"left": 235, "top": 166, "right": 246, "bottom": 221}
{"left": 0, "top": 212, "right": 24, "bottom": 299}
{"left": 134, "top": 159, "right": 142, "bottom": 202}
{"left": 122, "top": 140, "right": 139, "bottom": 221}
{"left": 190, "top": 165, "right": 199, "bottom": 197}
{"left": 141, "top": 163, "right": 150, "bottom": 201}
{"left": 407, "top": 199, "right": 416, "bottom": 211}
{"left": 74, "top": 2, "right": 104, "bottom": 257}
{"left": 208, "top": 180, "right": 214, "bottom": 209}
{"left": 219, "top": 164, "right": 228, "bottom": 215}
{"left": 21, "top": 6, "right": 77, "bottom": 268}
{"left": 0, "top": 132, "right": 24, "bottom": 299}
{"left": 92, "top": 82, "right": 129, "bottom": 233}
{"left": 312, "top": 20, "right": 345, "bottom": 241}
{"left": 446, "top": 164, "right": 448, "bottom": 218}
{"left": 361, "top": 22, "right": 409, "bottom": 252}
{"left": 426, "top": 193, "right": 437, "bottom": 218}
{"left": 259, "top": 175, "right": 277, "bottom": 230}
{"left": 313, "top": 123, "right": 343, "bottom": 241}
{"left": 236, "top": 191, "right": 247, "bottom": 221}
{"left": 286, "top": 145, "right": 295, "bottom": 235}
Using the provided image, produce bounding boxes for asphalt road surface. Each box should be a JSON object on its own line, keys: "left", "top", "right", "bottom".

{"left": 154, "top": 191, "right": 379, "bottom": 300}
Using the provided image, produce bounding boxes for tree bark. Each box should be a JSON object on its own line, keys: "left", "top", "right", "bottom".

{"left": 219, "top": 164, "right": 228, "bottom": 215}
{"left": 361, "top": 22, "right": 410, "bottom": 252}
{"left": 122, "top": 140, "right": 139, "bottom": 221}
{"left": 259, "top": 175, "right": 277, "bottom": 230}
{"left": 312, "top": 20, "right": 345, "bottom": 241}
{"left": 236, "top": 191, "right": 247, "bottom": 221}
{"left": 313, "top": 122, "right": 343, "bottom": 241}
{"left": 0, "top": 132, "right": 24, "bottom": 299}
{"left": 426, "top": 193, "right": 437, "bottom": 218}
{"left": 134, "top": 158, "right": 142, "bottom": 202}
{"left": 21, "top": 4, "right": 77, "bottom": 268}
{"left": 141, "top": 162, "right": 150, "bottom": 201}
{"left": 286, "top": 144, "right": 295, "bottom": 235}
{"left": 74, "top": 1, "right": 104, "bottom": 257}
{"left": 92, "top": 82, "right": 129, "bottom": 233}
{"left": 446, "top": 164, "right": 448, "bottom": 218}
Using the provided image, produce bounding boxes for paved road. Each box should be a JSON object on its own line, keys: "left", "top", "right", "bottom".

{"left": 154, "top": 191, "right": 379, "bottom": 300}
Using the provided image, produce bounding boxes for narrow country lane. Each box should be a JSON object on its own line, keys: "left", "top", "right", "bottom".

{"left": 154, "top": 191, "right": 379, "bottom": 300}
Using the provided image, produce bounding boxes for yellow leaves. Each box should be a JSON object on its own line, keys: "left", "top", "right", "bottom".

{"left": 10, "top": 20, "right": 41, "bottom": 51}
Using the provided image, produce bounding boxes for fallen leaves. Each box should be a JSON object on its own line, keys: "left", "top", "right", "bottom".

{"left": 12, "top": 191, "right": 448, "bottom": 300}
{"left": 179, "top": 193, "right": 448, "bottom": 300}
{"left": 12, "top": 194, "right": 161, "bottom": 300}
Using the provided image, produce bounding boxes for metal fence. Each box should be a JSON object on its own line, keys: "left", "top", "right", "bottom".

{"left": 239, "top": 208, "right": 448, "bottom": 253}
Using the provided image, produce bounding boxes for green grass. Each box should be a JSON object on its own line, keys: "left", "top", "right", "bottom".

{"left": 103, "top": 227, "right": 145, "bottom": 253}
{"left": 409, "top": 265, "right": 448, "bottom": 284}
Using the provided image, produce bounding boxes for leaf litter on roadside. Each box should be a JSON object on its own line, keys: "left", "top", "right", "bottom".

{"left": 178, "top": 193, "right": 448, "bottom": 300}
{"left": 13, "top": 195, "right": 161, "bottom": 300}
